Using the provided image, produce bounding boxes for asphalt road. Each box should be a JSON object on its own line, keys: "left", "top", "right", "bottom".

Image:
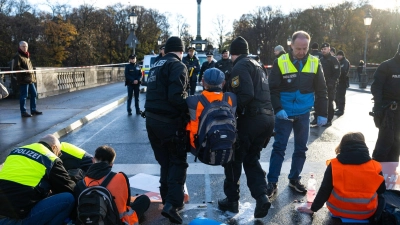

{"left": 59, "top": 86, "right": 380, "bottom": 225}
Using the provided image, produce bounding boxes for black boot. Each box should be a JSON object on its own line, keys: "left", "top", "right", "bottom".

{"left": 161, "top": 203, "right": 182, "bottom": 224}
{"left": 217, "top": 198, "right": 239, "bottom": 213}
{"left": 254, "top": 195, "right": 271, "bottom": 218}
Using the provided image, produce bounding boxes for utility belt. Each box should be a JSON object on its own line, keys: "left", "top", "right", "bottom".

{"left": 243, "top": 107, "right": 274, "bottom": 117}
{"left": 382, "top": 100, "right": 398, "bottom": 111}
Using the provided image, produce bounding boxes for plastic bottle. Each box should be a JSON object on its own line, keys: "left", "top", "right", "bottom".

{"left": 307, "top": 173, "right": 317, "bottom": 203}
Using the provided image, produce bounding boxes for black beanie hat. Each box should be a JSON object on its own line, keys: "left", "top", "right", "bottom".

{"left": 336, "top": 50, "right": 344, "bottom": 56}
{"left": 230, "top": 36, "right": 249, "bottom": 55}
{"left": 311, "top": 42, "right": 319, "bottom": 49}
{"left": 165, "top": 36, "right": 185, "bottom": 53}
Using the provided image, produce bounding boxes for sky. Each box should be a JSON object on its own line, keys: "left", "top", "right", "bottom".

{"left": 30, "top": 0, "right": 399, "bottom": 43}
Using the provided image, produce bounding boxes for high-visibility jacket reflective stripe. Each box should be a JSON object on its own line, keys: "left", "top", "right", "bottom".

{"left": 277, "top": 53, "right": 318, "bottom": 75}
{"left": 0, "top": 143, "right": 57, "bottom": 187}
{"left": 61, "top": 142, "right": 86, "bottom": 159}
{"left": 84, "top": 173, "right": 139, "bottom": 225}
{"left": 186, "top": 91, "right": 236, "bottom": 150}
{"left": 327, "top": 158, "right": 384, "bottom": 220}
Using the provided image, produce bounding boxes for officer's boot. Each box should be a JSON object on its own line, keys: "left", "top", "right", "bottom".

{"left": 254, "top": 195, "right": 271, "bottom": 218}
{"left": 161, "top": 202, "right": 183, "bottom": 224}
{"left": 217, "top": 198, "right": 239, "bottom": 213}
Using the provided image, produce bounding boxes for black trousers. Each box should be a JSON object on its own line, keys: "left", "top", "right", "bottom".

{"left": 335, "top": 82, "right": 347, "bottom": 112}
{"left": 327, "top": 85, "right": 337, "bottom": 121}
{"left": 127, "top": 84, "right": 140, "bottom": 112}
{"left": 130, "top": 195, "right": 150, "bottom": 220}
{"left": 373, "top": 108, "right": 400, "bottom": 162}
{"left": 146, "top": 117, "right": 188, "bottom": 207}
{"left": 189, "top": 81, "right": 197, "bottom": 95}
{"left": 223, "top": 114, "right": 274, "bottom": 201}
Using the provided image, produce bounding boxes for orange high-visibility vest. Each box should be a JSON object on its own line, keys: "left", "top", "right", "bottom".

{"left": 327, "top": 158, "right": 384, "bottom": 220}
{"left": 84, "top": 173, "right": 139, "bottom": 225}
{"left": 186, "top": 91, "right": 236, "bottom": 151}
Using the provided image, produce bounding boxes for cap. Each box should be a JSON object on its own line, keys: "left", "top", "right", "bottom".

{"left": 336, "top": 50, "right": 344, "bottom": 56}
{"left": 230, "top": 36, "right": 249, "bottom": 55}
{"left": 221, "top": 49, "right": 228, "bottom": 54}
{"left": 330, "top": 47, "right": 336, "bottom": 54}
{"left": 311, "top": 42, "right": 319, "bottom": 49}
{"left": 165, "top": 36, "right": 185, "bottom": 53}
{"left": 321, "top": 43, "right": 330, "bottom": 48}
{"left": 274, "top": 45, "right": 284, "bottom": 52}
{"left": 159, "top": 44, "right": 165, "bottom": 50}
{"left": 188, "top": 46, "right": 195, "bottom": 51}
{"left": 206, "top": 52, "right": 213, "bottom": 56}
{"left": 128, "top": 54, "right": 136, "bottom": 59}
{"left": 203, "top": 68, "right": 225, "bottom": 85}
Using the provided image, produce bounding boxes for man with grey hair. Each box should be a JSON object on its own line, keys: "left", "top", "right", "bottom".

{"left": 13, "top": 41, "right": 42, "bottom": 117}
{"left": 274, "top": 45, "right": 286, "bottom": 59}
{"left": 0, "top": 134, "right": 75, "bottom": 224}
{"left": 267, "top": 30, "right": 327, "bottom": 197}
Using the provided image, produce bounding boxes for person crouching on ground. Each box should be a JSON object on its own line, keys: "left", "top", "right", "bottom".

{"left": 297, "top": 132, "right": 386, "bottom": 222}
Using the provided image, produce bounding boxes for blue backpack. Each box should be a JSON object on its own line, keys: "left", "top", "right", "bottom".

{"left": 193, "top": 93, "right": 237, "bottom": 166}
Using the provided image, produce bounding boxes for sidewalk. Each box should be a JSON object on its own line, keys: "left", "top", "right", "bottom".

{"left": 0, "top": 82, "right": 128, "bottom": 161}
{"left": 347, "top": 82, "right": 371, "bottom": 93}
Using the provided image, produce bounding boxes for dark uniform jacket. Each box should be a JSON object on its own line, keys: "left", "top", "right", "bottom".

{"left": 226, "top": 55, "right": 272, "bottom": 116}
{"left": 310, "top": 50, "right": 323, "bottom": 59}
{"left": 215, "top": 58, "right": 233, "bottom": 78}
{"left": 199, "top": 60, "right": 216, "bottom": 82}
{"left": 144, "top": 53, "right": 188, "bottom": 119}
{"left": 371, "top": 53, "right": 400, "bottom": 107}
{"left": 338, "top": 57, "right": 350, "bottom": 86}
{"left": 320, "top": 54, "right": 341, "bottom": 88}
{"left": 13, "top": 51, "right": 35, "bottom": 85}
{"left": 125, "top": 62, "right": 142, "bottom": 86}
{"left": 0, "top": 143, "right": 75, "bottom": 219}
{"left": 182, "top": 55, "right": 200, "bottom": 83}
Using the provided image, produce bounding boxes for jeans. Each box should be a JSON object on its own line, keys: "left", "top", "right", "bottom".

{"left": 267, "top": 112, "right": 310, "bottom": 183}
{"left": 127, "top": 84, "right": 140, "bottom": 113}
{"left": 19, "top": 83, "right": 37, "bottom": 113}
{"left": 0, "top": 192, "right": 75, "bottom": 225}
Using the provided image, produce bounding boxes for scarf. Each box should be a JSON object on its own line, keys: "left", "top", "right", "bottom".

{"left": 18, "top": 48, "right": 30, "bottom": 58}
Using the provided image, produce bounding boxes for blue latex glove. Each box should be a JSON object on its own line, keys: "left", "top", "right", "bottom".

{"left": 276, "top": 110, "right": 288, "bottom": 120}
{"left": 317, "top": 116, "right": 327, "bottom": 126}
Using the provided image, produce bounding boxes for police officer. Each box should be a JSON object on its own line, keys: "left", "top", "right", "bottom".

{"left": 59, "top": 142, "right": 94, "bottom": 182}
{"left": 310, "top": 42, "right": 323, "bottom": 59}
{"left": 215, "top": 49, "right": 233, "bottom": 92}
{"left": 334, "top": 50, "right": 350, "bottom": 116}
{"left": 154, "top": 44, "right": 165, "bottom": 63}
{"left": 371, "top": 43, "right": 400, "bottom": 162}
{"left": 182, "top": 46, "right": 200, "bottom": 95}
{"left": 199, "top": 52, "right": 216, "bottom": 83}
{"left": 0, "top": 134, "right": 75, "bottom": 224}
{"left": 144, "top": 36, "right": 188, "bottom": 224}
{"left": 218, "top": 36, "right": 274, "bottom": 219}
{"left": 125, "top": 54, "right": 142, "bottom": 115}
{"left": 316, "top": 43, "right": 340, "bottom": 127}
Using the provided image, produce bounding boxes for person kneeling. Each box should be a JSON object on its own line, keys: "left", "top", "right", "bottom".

{"left": 75, "top": 145, "right": 150, "bottom": 225}
{"left": 298, "top": 132, "right": 386, "bottom": 222}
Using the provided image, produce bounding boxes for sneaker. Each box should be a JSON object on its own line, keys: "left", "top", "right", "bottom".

{"left": 21, "top": 112, "right": 32, "bottom": 117}
{"left": 217, "top": 198, "right": 239, "bottom": 213}
{"left": 31, "top": 110, "right": 42, "bottom": 115}
{"left": 289, "top": 179, "right": 307, "bottom": 193}
{"left": 310, "top": 118, "right": 317, "bottom": 125}
{"left": 266, "top": 182, "right": 277, "bottom": 198}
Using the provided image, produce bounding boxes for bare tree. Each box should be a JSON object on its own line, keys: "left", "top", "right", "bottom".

{"left": 213, "top": 14, "right": 231, "bottom": 52}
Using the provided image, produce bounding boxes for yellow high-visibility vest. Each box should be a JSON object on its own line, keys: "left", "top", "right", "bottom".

{"left": 61, "top": 142, "right": 86, "bottom": 159}
{"left": 277, "top": 53, "right": 319, "bottom": 75}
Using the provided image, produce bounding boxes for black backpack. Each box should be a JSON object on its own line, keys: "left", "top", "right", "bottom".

{"left": 193, "top": 93, "right": 237, "bottom": 166}
{"left": 77, "top": 172, "right": 121, "bottom": 225}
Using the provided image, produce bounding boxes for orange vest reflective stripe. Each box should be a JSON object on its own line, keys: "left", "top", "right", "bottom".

{"left": 186, "top": 91, "right": 236, "bottom": 151}
{"left": 84, "top": 173, "right": 139, "bottom": 225}
{"left": 327, "top": 158, "right": 384, "bottom": 220}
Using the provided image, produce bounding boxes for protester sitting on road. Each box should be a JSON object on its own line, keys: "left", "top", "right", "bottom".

{"left": 297, "top": 132, "right": 386, "bottom": 221}
{"left": 59, "top": 142, "right": 94, "bottom": 182}
{"left": 75, "top": 145, "right": 150, "bottom": 224}
{"left": 186, "top": 68, "right": 237, "bottom": 153}
{"left": 0, "top": 134, "right": 76, "bottom": 224}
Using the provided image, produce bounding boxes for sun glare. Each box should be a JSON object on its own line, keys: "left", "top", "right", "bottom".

{"left": 370, "top": 0, "right": 399, "bottom": 10}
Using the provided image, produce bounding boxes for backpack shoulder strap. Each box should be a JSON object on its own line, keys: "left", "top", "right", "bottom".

{"left": 199, "top": 94, "right": 210, "bottom": 108}
{"left": 222, "top": 93, "right": 228, "bottom": 102}
{"left": 119, "top": 172, "right": 132, "bottom": 207}
{"left": 100, "top": 171, "right": 117, "bottom": 188}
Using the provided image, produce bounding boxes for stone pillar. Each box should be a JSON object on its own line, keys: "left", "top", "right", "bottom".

{"left": 196, "top": 0, "right": 201, "bottom": 40}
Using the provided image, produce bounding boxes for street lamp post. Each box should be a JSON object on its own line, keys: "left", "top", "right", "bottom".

{"left": 257, "top": 46, "right": 261, "bottom": 55}
{"left": 129, "top": 10, "right": 138, "bottom": 55}
{"left": 157, "top": 37, "right": 162, "bottom": 46}
{"left": 360, "top": 9, "right": 373, "bottom": 89}
{"left": 287, "top": 36, "right": 292, "bottom": 52}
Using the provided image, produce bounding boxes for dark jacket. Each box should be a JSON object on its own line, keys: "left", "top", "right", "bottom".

{"left": 199, "top": 60, "right": 216, "bottom": 82}
{"left": 311, "top": 140, "right": 386, "bottom": 213}
{"left": 144, "top": 53, "right": 188, "bottom": 119}
{"left": 124, "top": 62, "right": 142, "bottom": 86}
{"left": 357, "top": 62, "right": 364, "bottom": 74}
{"left": 371, "top": 53, "right": 400, "bottom": 107}
{"left": 182, "top": 55, "right": 200, "bottom": 82}
{"left": 215, "top": 58, "right": 233, "bottom": 78}
{"left": 320, "top": 54, "right": 341, "bottom": 88}
{"left": 154, "top": 53, "right": 163, "bottom": 63}
{"left": 0, "top": 143, "right": 75, "bottom": 219}
{"left": 226, "top": 55, "right": 272, "bottom": 115}
{"left": 310, "top": 50, "right": 323, "bottom": 59}
{"left": 269, "top": 53, "right": 328, "bottom": 117}
{"left": 276, "top": 51, "right": 286, "bottom": 59}
{"left": 338, "top": 57, "right": 350, "bottom": 85}
{"left": 13, "top": 51, "right": 35, "bottom": 85}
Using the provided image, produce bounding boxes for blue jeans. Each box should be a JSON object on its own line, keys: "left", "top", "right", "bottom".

{"left": 19, "top": 83, "right": 37, "bottom": 113}
{"left": 267, "top": 112, "right": 310, "bottom": 183}
{"left": 0, "top": 192, "right": 75, "bottom": 225}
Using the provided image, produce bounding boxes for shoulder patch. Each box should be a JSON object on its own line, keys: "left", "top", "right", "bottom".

{"left": 231, "top": 76, "right": 239, "bottom": 88}
{"left": 334, "top": 65, "right": 339, "bottom": 69}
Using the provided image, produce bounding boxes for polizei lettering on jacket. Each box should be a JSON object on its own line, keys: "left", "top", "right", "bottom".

{"left": 283, "top": 74, "right": 297, "bottom": 79}
{"left": 10, "top": 148, "right": 42, "bottom": 161}
{"left": 392, "top": 75, "right": 400, "bottom": 78}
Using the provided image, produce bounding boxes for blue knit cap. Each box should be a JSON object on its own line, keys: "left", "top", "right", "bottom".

{"left": 203, "top": 68, "right": 225, "bottom": 85}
